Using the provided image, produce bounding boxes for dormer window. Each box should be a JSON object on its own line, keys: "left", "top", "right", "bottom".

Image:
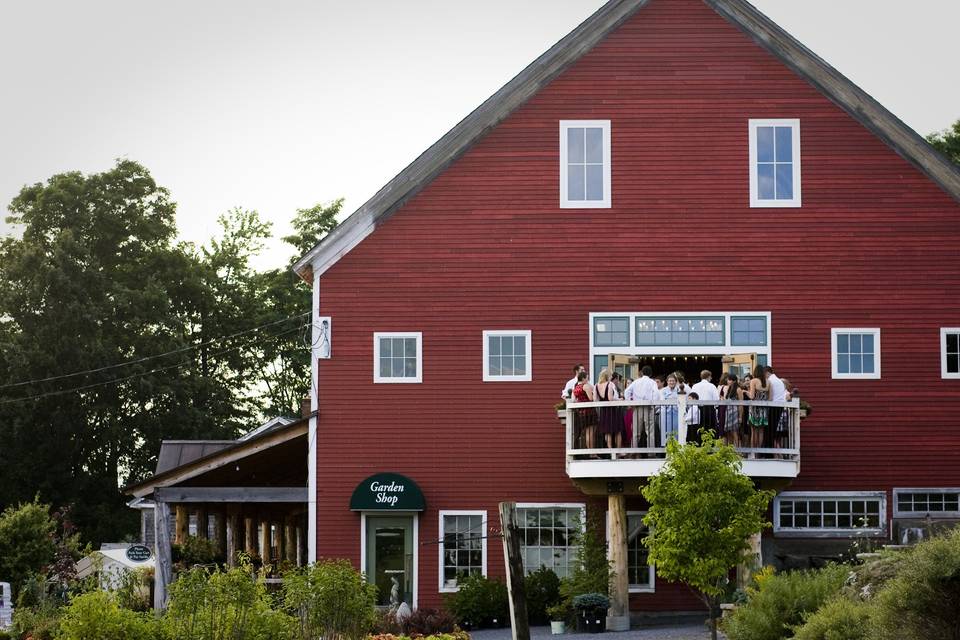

{"left": 560, "top": 120, "right": 611, "bottom": 208}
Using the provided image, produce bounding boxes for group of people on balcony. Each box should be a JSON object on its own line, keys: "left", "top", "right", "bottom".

{"left": 562, "top": 363, "right": 794, "bottom": 453}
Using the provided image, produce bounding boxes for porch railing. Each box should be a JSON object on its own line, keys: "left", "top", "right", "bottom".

{"left": 563, "top": 395, "right": 800, "bottom": 471}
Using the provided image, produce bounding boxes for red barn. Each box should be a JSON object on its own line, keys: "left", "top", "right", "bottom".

{"left": 292, "top": 0, "right": 960, "bottom": 622}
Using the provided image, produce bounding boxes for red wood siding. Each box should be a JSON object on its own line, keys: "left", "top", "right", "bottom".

{"left": 313, "top": 0, "right": 960, "bottom": 611}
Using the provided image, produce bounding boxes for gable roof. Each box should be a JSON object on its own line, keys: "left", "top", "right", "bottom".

{"left": 293, "top": 0, "right": 960, "bottom": 280}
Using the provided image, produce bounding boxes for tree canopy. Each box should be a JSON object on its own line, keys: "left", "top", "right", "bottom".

{"left": 927, "top": 119, "right": 960, "bottom": 166}
{"left": 642, "top": 431, "right": 773, "bottom": 640}
{"left": 0, "top": 160, "right": 340, "bottom": 544}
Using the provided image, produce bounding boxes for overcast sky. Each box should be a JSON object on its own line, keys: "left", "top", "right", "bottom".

{"left": 1, "top": 1, "right": 957, "bottom": 268}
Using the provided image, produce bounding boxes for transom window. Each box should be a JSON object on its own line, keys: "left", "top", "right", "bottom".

{"left": 731, "top": 316, "right": 767, "bottom": 346}
{"left": 775, "top": 492, "right": 885, "bottom": 536}
{"left": 516, "top": 505, "right": 583, "bottom": 579}
{"left": 749, "top": 119, "right": 801, "bottom": 208}
{"left": 560, "top": 120, "right": 611, "bottom": 208}
{"left": 439, "top": 511, "right": 487, "bottom": 592}
{"left": 482, "top": 331, "right": 532, "bottom": 382}
{"left": 894, "top": 489, "right": 960, "bottom": 518}
{"left": 831, "top": 328, "right": 880, "bottom": 379}
{"left": 635, "top": 316, "right": 724, "bottom": 346}
{"left": 593, "top": 317, "right": 630, "bottom": 347}
{"left": 373, "top": 332, "right": 422, "bottom": 383}
{"left": 942, "top": 329, "right": 960, "bottom": 379}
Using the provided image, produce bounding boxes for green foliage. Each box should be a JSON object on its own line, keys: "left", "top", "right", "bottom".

{"left": 399, "top": 608, "right": 457, "bottom": 636}
{"left": 164, "top": 563, "right": 294, "bottom": 640}
{"left": 174, "top": 535, "right": 220, "bottom": 566}
{"left": 0, "top": 499, "right": 56, "bottom": 599}
{"left": 523, "top": 566, "right": 561, "bottom": 625}
{"left": 721, "top": 564, "right": 849, "bottom": 640}
{"left": 282, "top": 199, "right": 343, "bottom": 256}
{"left": 642, "top": 431, "right": 774, "bottom": 637}
{"left": 0, "top": 630, "right": 11, "bottom": 640}
{"left": 546, "top": 601, "right": 572, "bottom": 623}
{"left": 571, "top": 593, "right": 609, "bottom": 610}
{"left": 114, "top": 568, "right": 153, "bottom": 612}
{"left": 281, "top": 559, "right": 378, "bottom": 640}
{"left": 444, "top": 573, "right": 508, "bottom": 629}
{"left": 928, "top": 119, "right": 960, "bottom": 166}
{"left": 558, "top": 523, "right": 612, "bottom": 603}
{"left": 840, "top": 550, "right": 906, "bottom": 601}
{"left": 57, "top": 591, "right": 158, "bottom": 640}
{"left": 791, "top": 597, "right": 873, "bottom": 640}
{"left": 11, "top": 600, "right": 61, "bottom": 640}
{"left": 871, "top": 526, "right": 960, "bottom": 640}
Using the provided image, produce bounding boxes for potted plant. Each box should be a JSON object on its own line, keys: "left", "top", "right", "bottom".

{"left": 547, "top": 602, "right": 570, "bottom": 635}
{"left": 572, "top": 593, "right": 609, "bottom": 633}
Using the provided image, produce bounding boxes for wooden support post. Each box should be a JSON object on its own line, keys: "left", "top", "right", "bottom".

{"left": 175, "top": 504, "right": 188, "bottom": 545}
{"left": 277, "top": 519, "right": 286, "bottom": 563}
{"left": 499, "top": 502, "right": 529, "bottom": 640}
{"left": 260, "top": 518, "right": 272, "bottom": 565}
{"left": 196, "top": 506, "right": 208, "bottom": 539}
{"left": 154, "top": 501, "right": 173, "bottom": 611}
{"left": 244, "top": 516, "right": 256, "bottom": 557}
{"left": 216, "top": 510, "right": 228, "bottom": 557}
{"left": 226, "top": 506, "right": 240, "bottom": 567}
{"left": 737, "top": 532, "right": 763, "bottom": 589}
{"left": 607, "top": 494, "right": 630, "bottom": 631}
{"left": 284, "top": 518, "right": 296, "bottom": 564}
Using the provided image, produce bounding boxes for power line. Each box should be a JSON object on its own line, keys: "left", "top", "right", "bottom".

{"left": 0, "top": 322, "right": 308, "bottom": 406}
{"left": 0, "top": 311, "right": 310, "bottom": 392}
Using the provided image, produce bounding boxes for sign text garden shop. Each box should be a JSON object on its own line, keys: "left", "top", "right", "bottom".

{"left": 349, "top": 473, "right": 425, "bottom": 511}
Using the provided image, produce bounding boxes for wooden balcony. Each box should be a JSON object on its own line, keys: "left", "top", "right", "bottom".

{"left": 560, "top": 396, "right": 800, "bottom": 489}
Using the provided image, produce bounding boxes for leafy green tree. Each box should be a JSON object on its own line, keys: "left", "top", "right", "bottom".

{"left": 0, "top": 499, "right": 57, "bottom": 599}
{"left": 642, "top": 432, "right": 774, "bottom": 640}
{"left": 928, "top": 119, "right": 960, "bottom": 166}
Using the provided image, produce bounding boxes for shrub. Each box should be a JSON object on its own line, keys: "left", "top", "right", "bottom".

{"left": 444, "top": 573, "right": 508, "bottom": 629}
{"left": 559, "top": 526, "right": 611, "bottom": 601}
{"left": 401, "top": 607, "right": 457, "bottom": 635}
{"left": 10, "top": 601, "right": 60, "bottom": 640}
{"left": 57, "top": 591, "right": 158, "bottom": 640}
{"left": 571, "top": 593, "right": 610, "bottom": 610}
{"left": 721, "top": 564, "right": 848, "bottom": 640}
{"left": 372, "top": 608, "right": 404, "bottom": 635}
{"left": 792, "top": 597, "right": 873, "bottom": 640}
{"left": 174, "top": 535, "right": 219, "bottom": 566}
{"left": 282, "top": 559, "right": 378, "bottom": 640}
{"left": 164, "top": 562, "right": 294, "bottom": 640}
{"left": 524, "top": 566, "right": 560, "bottom": 625}
{"left": 0, "top": 630, "right": 11, "bottom": 640}
{"left": 841, "top": 551, "right": 906, "bottom": 601}
{"left": 0, "top": 500, "right": 57, "bottom": 600}
{"left": 114, "top": 567, "right": 153, "bottom": 612}
{"left": 871, "top": 527, "right": 960, "bottom": 640}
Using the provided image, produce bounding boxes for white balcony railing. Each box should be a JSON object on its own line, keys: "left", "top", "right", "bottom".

{"left": 562, "top": 396, "right": 801, "bottom": 479}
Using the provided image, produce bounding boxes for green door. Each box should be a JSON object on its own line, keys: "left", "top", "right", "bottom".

{"left": 365, "top": 515, "right": 414, "bottom": 606}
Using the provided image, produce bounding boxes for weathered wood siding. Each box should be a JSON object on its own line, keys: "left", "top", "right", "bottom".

{"left": 313, "top": 0, "right": 960, "bottom": 611}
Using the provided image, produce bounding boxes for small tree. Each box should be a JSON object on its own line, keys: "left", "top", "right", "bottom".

{"left": 642, "top": 431, "right": 774, "bottom": 640}
{"left": 0, "top": 499, "right": 57, "bottom": 599}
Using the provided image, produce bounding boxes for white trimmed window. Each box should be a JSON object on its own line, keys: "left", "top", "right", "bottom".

{"left": 606, "top": 511, "right": 655, "bottom": 593}
{"left": 483, "top": 330, "right": 532, "bottom": 382}
{"left": 516, "top": 504, "right": 584, "bottom": 578}
{"left": 831, "top": 328, "right": 880, "bottom": 379}
{"left": 560, "top": 120, "right": 611, "bottom": 208}
{"left": 894, "top": 489, "right": 960, "bottom": 518}
{"left": 774, "top": 492, "right": 885, "bottom": 537}
{"left": 749, "top": 119, "right": 801, "bottom": 207}
{"left": 439, "top": 511, "right": 487, "bottom": 592}
{"left": 373, "top": 332, "right": 422, "bottom": 383}
{"left": 942, "top": 329, "right": 960, "bottom": 379}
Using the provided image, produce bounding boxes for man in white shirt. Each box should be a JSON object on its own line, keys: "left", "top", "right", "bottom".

{"left": 691, "top": 370, "right": 720, "bottom": 444}
{"left": 766, "top": 366, "right": 787, "bottom": 449}
{"left": 624, "top": 365, "right": 659, "bottom": 448}
{"left": 562, "top": 363, "right": 585, "bottom": 401}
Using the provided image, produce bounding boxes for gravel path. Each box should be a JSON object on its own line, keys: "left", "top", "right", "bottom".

{"left": 469, "top": 624, "right": 725, "bottom": 640}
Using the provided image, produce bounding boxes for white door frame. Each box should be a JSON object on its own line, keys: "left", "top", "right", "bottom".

{"left": 359, "top": 512, "right": 420, "bottom": 609}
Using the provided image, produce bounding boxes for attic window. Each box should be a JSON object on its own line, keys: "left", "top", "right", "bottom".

{"left": 560, "top": 120, "right": 611, "bottom": 208}
{"left": 749, "top": 119, "right": 801, "bottom": 208}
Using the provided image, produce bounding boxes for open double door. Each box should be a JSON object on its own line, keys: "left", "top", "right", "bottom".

{"left": 605, "top": 353, "right": 757, "bottom": 382}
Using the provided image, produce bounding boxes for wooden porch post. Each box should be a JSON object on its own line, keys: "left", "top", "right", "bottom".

{"left": 244, "top": 516, "right": 256, "bottom": 557}
{"left": 175, "top": 504, "right": 189, "bottom": 545}
{"left": 215, "top": 510, "right": 228, "bottom": 557}
{"left": 196, "top": 506, "right": 208, "bottom": 539}
{"left": 284, "top": 517, "right": 296, "bottom": 564}
{"left": 277, "top": 518, "right": 286, "bottom": 563}
{"left": 260, "top": 517, "right": 272, "bottom": 564}
{"left": 737, "top": 533, "right": 763, "bottom": 589}
{"left": 154, "top": 501, "right": 173, "bottom": 611}
{"left": 226, "top": 506, "right": 240, "bottom": 567}
{"left": 607, "top": 494, "right": 630, "bottom": 631}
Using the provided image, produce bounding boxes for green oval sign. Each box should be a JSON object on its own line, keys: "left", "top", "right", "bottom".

{"left": 126, "top": 544, "right": 152, "bottom": 563}
{"left": 350, "top": 473, "right": 425, "bottom": 511}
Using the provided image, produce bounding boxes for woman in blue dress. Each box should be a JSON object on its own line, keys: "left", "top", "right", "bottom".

{"left": 659, "top": 373, "right": 680, "bottom": 444}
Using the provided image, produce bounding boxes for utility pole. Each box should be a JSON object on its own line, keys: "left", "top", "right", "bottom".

{"left": 499, "top": 502, "right": 530, "bottom": 640}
